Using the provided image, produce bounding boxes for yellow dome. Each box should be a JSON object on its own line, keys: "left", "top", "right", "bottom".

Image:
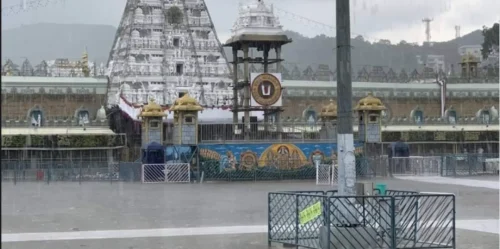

{"left": 320, "top": 100, "right": 337, "bottom": 117}
{"left": 170, "top": 94, "right": 203, "bottom": 112}
{"left": 355, "top": 93, "right": 386, "bottom": 111}
{"left": 138, "top": 98, "right": 166, "bottom": 117}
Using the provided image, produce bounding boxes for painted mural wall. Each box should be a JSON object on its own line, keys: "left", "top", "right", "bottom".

{"left": 198, "top": 142, "right": 364, "bottom": 171}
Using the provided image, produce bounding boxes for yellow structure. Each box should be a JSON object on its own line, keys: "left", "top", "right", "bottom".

{"left": 317, "top": 100, "right": 338, "bottom": 140}
{"left": 4, "top": 63, "right": 13, "bottom": 76}
{"left": 319, "top": 99, "right": 338, "bottom": 121}
{"left": 138, "top": 98, "right": 166, "bottom": 145}
{"left": 170, "top": 94, "right": 203, "bottom": 144}
{"left": 355, "top": 93, "right": 386, "bottom": 143}
{"left": 459, "top": 52, "right": 479, "bottom": 78}
{"left": 81, "top": 48, "right": 90, "bottom": 77}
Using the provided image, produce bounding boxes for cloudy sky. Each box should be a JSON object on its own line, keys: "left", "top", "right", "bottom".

{"left": 2, "top": 0, "right": 499, "bottom": 44}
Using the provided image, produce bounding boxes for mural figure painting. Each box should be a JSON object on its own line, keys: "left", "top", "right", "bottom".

{"left": 198, "top": 143, "right": 363, "bottom": 173}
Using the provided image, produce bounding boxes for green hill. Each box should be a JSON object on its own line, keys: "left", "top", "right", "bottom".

{"left": 2, "top": 23, "right": 484, "bottom": 73}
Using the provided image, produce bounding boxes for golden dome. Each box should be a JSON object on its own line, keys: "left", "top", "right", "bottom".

{"left": 355, "top": 93, "right": 386, "bottom": 111}
{"left": 138, "top": 98, "right": 166, "bottom": 117}
{"left": 170, "top": 94, "right": 203, "bottom": 112}
{"left": 461, "top": 52, "right": 479, "bottom": 64}
{"left": 319, "top": 100, "right": 337, "bottom": 117}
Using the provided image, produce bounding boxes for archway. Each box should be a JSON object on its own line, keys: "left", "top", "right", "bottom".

{"left": 75, "top": 107, "right": 90, "bottom": 126}
{"left": 27, "top": 105, "right": 44, "bottom": 127}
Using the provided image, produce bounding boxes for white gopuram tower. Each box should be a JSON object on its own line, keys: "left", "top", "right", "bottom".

{"left": 106, "top": 0, "right": 233, "bottom": 108}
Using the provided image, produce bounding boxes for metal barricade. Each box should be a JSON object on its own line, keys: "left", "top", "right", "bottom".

{"left": 165, "top": 163, "right": 190, "bottom": 183}
{"left": 316, "top": 163, "right": 332, "bottom": 185}
{"left": 268, "top": 191, "right": 456, "bottom": 249}
{"left": 141, "top": 163, "right": 191, "bottom": 183}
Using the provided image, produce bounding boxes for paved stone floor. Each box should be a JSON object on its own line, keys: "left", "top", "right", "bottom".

{"left": 2, "top": 177, "right": 499, "bottom": 248}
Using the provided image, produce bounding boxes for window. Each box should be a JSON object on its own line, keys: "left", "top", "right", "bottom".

{"left": 176, "top": 64, "right": 183, "bottom": 74}
{"left": 173, "top": 38, "right": 179, "bottom": 47}
{"left": 150, "top": 120, "right": 159, "bottom": 128}
{"left": 184, "top": 116, "right": 193, "bottom": 124}
{"left": 369, "top": 115, "right": 377, "bottom": 123}
{"left": 192, "top": 9, "right": 201, "bottom": 17}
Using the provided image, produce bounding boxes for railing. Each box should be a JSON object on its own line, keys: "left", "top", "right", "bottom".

{"left": 268, "top": 191, "right": 456, "bottom": 249}
{"left": 1, "top": 160, "right": 119, "bottom": 184}
{"left": 197, "top": 120, "right": 499, "bottom": 143}
{"left": 389, "top": 156, "right": 442, "bottom": 176}
{"left": 198, "top": 122, "right": 345, "bottom": 143}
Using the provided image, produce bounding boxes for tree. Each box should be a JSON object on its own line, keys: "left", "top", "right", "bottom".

{"left": 398, "top": 40, "right": 408, "bottom": 46}
{"left": 481, "top": 23, "right": 499, "bottom": 59}
{"left": 354, "top": 35, "right": 364, "bottom": 42}
{"left": 166, "top": 6, "right": 183, "bottom": 25}
{"left": 377, "top": 39, "right": 391, "bottom": 45}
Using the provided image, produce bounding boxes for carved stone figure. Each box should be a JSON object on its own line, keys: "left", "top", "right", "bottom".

{"left": 180, "top": 36, "right": 185, "bottom": 47}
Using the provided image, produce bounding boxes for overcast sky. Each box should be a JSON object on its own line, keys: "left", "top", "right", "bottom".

{"left": 2, "top": 0, "right": 499, "bottom": 44}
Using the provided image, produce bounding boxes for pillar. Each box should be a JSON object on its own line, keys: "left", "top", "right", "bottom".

{"left": 232, "top": 46, "right": 238, "bottom": 125}
{"left": 275, "top": 46, "right": 282, "bottom": 140}
{"left": 243, "top": 44, "right": 250, "bottom": 140}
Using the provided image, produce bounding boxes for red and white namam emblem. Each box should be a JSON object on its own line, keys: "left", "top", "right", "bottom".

{"left": 251, "top": 73, "right": 282, "bottom": 106}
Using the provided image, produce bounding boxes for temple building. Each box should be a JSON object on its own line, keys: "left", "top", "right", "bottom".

{"left": 1, "top": 0, "right": 498, "bottom": 163}
{"left": 105, "top": 0, "right": 233, "bottom": 107}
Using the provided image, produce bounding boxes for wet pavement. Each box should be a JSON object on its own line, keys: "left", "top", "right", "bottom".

{"left": 2, "top": 177, "right": 499, "bottom": 248}
{"left": 2, "top": 230, "right": 498, "bottom": 249}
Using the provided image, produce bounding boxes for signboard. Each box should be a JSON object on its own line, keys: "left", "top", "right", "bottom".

{"left": 299, "top": 201, "right": 322, "bottom": 225}
{"left": 250, "top": 73, "right": 282, "bottom": 107}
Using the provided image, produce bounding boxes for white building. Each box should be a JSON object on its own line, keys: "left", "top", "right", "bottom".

{"left": 458, "top": 45, "right": 482, "bottom": 61}
{"left": 416, "top": 54, "right": 446, "bottom": 72}
{"left": 106, "top": 0, "right": 233, "bottom": 107}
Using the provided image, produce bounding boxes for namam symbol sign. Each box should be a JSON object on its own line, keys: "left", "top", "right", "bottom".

{"left": 251, "top": 73, "right": 282, "bottom": 106}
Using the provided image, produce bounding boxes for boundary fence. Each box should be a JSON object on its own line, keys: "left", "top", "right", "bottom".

{"left": 441, "top": 154, "right": 499, "bottom": 176}
{"left": 1, "top": 160, "right": 119, "bottom": 184}
{"left": 268, "top": 190, "right": 455, "bottom": 249}
{"left": 2, "top": 153, "right": 497, "bottom": 184}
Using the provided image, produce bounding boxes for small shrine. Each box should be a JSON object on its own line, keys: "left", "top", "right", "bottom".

{"left": 319, "top": 100, "right": 338, "bottom": 121}
{"left": 355, "top": 93, "right": 386, "bottom": 143}
{"left": 170, "top": 94, "right": 203, "bottom": 145}
{"left": 138, "top": 98, "right": 166, "bottom": 145}
{"left": 319, "top": 100, "right": 338, "bottom": 140}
